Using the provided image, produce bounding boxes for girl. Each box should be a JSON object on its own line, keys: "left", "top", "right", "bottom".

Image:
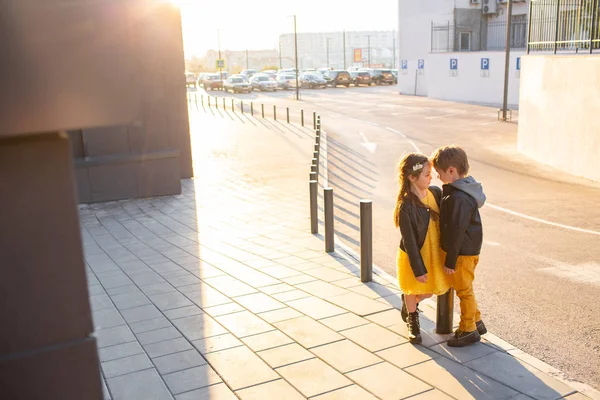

{"left": 394, "top": 153, "right": 449, "bottom": 344}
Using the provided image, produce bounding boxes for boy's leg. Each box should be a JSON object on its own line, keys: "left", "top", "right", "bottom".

{"left": 452, "top": 256, "right": 480, "bottom": 332}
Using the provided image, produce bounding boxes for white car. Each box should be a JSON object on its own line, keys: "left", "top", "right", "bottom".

{"left": 223, "top": 76, "right": 251, "bottom": 93}
{"left": 250, "top": 74, "right": 278, "bottom": 92}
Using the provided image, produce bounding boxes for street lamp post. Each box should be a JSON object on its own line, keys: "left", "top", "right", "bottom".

{"left": 294, "top": 15, "right": 299, "bottom": 100}
{"left": 366, "top": 34, "right": 371, "bottom": 68}
{"left": 278, "top": 38, "right": 282, "bottom": 69}
{"left": 343, "top": 30, "right": 347, "bottom": 69}
{"left": 501, "top": 0, "right": 513, "bottom": 121}
{"left": 218, "top": 29, "right": 223, "bottom": 88}
{"left": 245, "top": 49, "right": 249, "bottom": 70}
{"left": 326, "top": 38, "right": 330, "bottom": 68}
{"left": 393, "top": 29, "right": 396, "bottom": 69}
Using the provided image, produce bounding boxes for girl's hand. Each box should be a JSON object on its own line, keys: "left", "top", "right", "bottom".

{"left": 444, "top": 266, "right": 455, "bottom": 275}
{"left": 416, "top": 273, "right": 428, "bottom": 283}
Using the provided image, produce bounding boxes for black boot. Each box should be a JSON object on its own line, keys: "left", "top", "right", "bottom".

{"left": 447, "top": 329, "right": 481, "bottom": 347}
{"left": 401, "top": 294, "right": 419, "bottom": 323}
{"left": 476, "top": 320, "right": 487, "bottom": 335}
{"left": 407, "top": 311, "right": 422, "bottom": 344}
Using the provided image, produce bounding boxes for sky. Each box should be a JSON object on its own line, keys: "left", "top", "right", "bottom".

{"left": 170, "top": 0, "right": 398, "bottom": 58}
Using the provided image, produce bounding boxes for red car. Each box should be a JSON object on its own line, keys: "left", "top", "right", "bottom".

{"left": 201, "top": 74, "right": 224, "bottom": 91}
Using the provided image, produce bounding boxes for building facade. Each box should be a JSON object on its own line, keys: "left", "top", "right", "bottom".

{"left": 279, "top": 30, "right": 398, "bottom": 70}
{"left": 398, "top": 0, "right": 530, "bottom": 106}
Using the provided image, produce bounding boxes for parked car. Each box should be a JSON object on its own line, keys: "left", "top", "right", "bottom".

{"left": 223, "top": 76, "right": 252, "bottom": 93}
{"left": 185, "top": 72, "right": 197, "bottom": 88}
{"left": 391, "top": 69, "right": 399, "bottom": 84}
{"left": 299, "top": 73, "right": 327, "bottom": 89}
{"left": 363, "top": 68, "right": 395, "bottom": 85}
{"left": 262, "top": 70, "right": 278, "bottom": 80}
{"left": 349, "top": 71, "right": 372, "bottom": 86}
{"left": 250, "top": 74, "right": 278, "bottom": 91}
{"left": 240, "top": 69, "right": 258, "bottom": 79}
{"left": 275, "top": 74, "right": 297, "bottom": 90}
{"left": 201, "top": 74, "right": 224, "bottom": 91}
{"left": 324, "top": 70, "right": 352, "bottom": 87}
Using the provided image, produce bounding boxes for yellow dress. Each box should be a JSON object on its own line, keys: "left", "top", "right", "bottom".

{"left": 397, "top": 190, "right": 450, "bottom": 295}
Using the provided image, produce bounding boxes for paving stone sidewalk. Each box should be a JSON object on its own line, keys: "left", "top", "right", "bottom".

{"left": 81, "top": 101, "right": 598, "bottom": 400}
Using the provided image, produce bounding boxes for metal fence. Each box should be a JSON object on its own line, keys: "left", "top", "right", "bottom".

{"left": 431, "top": 19, "right": 528, "bottom": 53}
{"left": 528, "top": 0, "right": 600, "bottom": 53}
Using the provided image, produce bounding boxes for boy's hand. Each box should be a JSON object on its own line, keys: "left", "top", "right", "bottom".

{"left": 416, "top": 274, "right": 428, "bottom": 283}
{"left": 444, "top": 266, "right": 455, "bottom": 275}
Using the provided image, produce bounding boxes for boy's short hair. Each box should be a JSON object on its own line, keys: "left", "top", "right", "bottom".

{"left": 431, "top": 145, "right": 470, "bottom": 176}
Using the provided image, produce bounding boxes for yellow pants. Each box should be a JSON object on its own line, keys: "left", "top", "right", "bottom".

{"left": 449, "top": 255, "right": 481, "bottom": 332}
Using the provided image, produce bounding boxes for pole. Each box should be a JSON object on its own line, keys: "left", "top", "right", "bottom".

{"left": 246, "top": 49, "right": 249, "bottom": 70}
{"left": 301, "top": 109, "right": 304, "bottom": 126}
{"left": 393, "top": 29, "right": 396, "bottom": 69}
{"left": 310, "top": 181, "right": 318, "bottom": 233}
{"left": 218, "top": 29, "right": 223, "bottom": 90}
{"left": 324, "top": 188, "right": 334, "bottom": 252}
{"left": 313, "top": 111, "right": 316, "bottom": 130}
{"left": 360, "top": 200, "right": 373, "bottom": 282}
{"left": 294, "top": 15, "right": 300, "bottom": 100}
{"left": 279, "top": 38, "right": 283, "bottom": 68}
{"left": 251, "top": 102, "right": 254, "bottom": 115}
{"left": 436, "top": 289, "right": 455, "bottom": 334}
{"left": 502, "top": 0, "right": 513, "bottom": 122}
{"left": 367, "top": 35, "right": 371, "bottom": 68}
{"left": 286, "top": 107, "right": 290, "bottom": 123}
{"left": 326, "top": 38, "right": 330, "bottom": 68}
{"left": 591, "top": 0, "right": 598, "bottom": 54}
{"left": 343, "top": 30, "right": 347, "bottom": 69}
{"left": 526, "top": 0, "right": 533, "bottom": 54}
{"left": 554, "top": 0, "right": 561, "bottom": 54}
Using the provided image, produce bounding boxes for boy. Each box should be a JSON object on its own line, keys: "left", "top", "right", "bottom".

{"left": 431, "top": 145, "right": 487, "bottom": 347}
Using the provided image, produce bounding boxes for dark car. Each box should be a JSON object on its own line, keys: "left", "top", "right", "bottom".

{"left": 364, "top": 68, "right": 395, "bottom": 85}
{"left": 349, "top": 71, "right": 372, "bottom": 86}
{"left": 324, "top": 70, "right": 352, "bottom": 87}
{"left": 201, "top": 74, "right": 224, "bottom": 90}
{"left": 299, "top": 73, "right": 327, "bottom": 89}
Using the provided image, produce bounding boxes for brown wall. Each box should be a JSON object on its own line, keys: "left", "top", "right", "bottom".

{"left": 72, "top": 1, "right": 193, "bottom": 203}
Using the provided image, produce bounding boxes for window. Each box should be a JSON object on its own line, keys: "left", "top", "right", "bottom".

{"left": 511, "top": 14, "right": 527, "bottom": 48}
{"left": 459, "top": 32, "right": 471, "bottom": 51}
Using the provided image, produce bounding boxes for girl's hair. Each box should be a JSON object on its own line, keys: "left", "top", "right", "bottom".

{"left": 393, "top": 153, "right": 439, "bottom": 228}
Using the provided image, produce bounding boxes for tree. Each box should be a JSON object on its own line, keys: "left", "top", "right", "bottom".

{"left": 185, "top": 56, "right": 204, "bottom": 74}
{"left": 262, "top": 65, "right": 279, "bottom": 71}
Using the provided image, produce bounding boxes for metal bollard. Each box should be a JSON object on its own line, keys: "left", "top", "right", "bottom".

{"left": 309, "top": 180, "right": 318, "bottom": 234}
{"left": 232, "top": 98, "right": 235, "bottom": 112}
{"left": 310, "top": 164, "right": 317, "bottom": 175}
{"left": 310, "top": 171, "right": 317, "bottom": 182}
{"left": 360, "top": 200, "right": 373, "bottom": 282}
{"left": 241, "top": 101, "right": 244, "bottom": 114}
{"left": 313, "top": 111, "right": 316, "bottom": 129}
{"left": 251, "top": 102, "right": 254, "bottom": 116}
{"left": 286, "top": 107, "right": 290, "bottom": 123}
{"left": 324, "top": 188, "right": 334, "bottom": 252}
{"left": 222, "top": 97, "right": 226, "bottom": 109}
{"left": 436, "top": 289, "right": 455, "bottom": 334}
{"left": 313, "top": 151, "right": 319, "bottom": 175}
{"left": 314, "top": 144, "right": 319, "bottom": 153}
{"left": 201, "top": 95, "right": 204, "bottom": 106}
{"left": 261, "top": 104, "right": 264, "bottom": 118}
{"left": 301, "top": 109, "right": 304, "bottom": 126}
{"left": 274, "top": 105, "right": 277, "bottom": 120}
{"left": 215, "top": 97, "right": 218, "bottom": 109}
{"left": 207, "top": 96, "right": 211, "bottom": 107}
{"left": 316, "top": 134, "right": 320, "bottom": 145}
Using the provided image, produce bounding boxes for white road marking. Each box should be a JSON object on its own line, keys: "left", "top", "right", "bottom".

{"left": 358, "top": 131, "right": 377, "bottom": 153}
{"left": 537, "top": 260, "right": 600, "bottom": 286}
{"left": 484, "top": 240, "right": 502, "bottom": 246}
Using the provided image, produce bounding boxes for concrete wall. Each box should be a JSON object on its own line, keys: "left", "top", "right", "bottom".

{"left": 71, "top": 1, "right": 193, "bottom": 203}
{"left": 427, "top": 50, "right": 524, "bottom": 107}
{"left": 518, "top": 55, "right": 600, "bottom": 183}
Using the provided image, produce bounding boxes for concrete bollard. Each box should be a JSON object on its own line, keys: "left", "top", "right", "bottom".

{"left": 274, "top": 105, "right": 277, "bottom": 120}
{"left": 436, "top": 289, "right": 455, "bottom": 334}
{"left": 360, "top": 200, "right": 373, "bottom": 282}
{"left": 324, "top": 188, "right": 334, "bottom": 252}
{"left": 286, "top": 107, "right": 290, "bottom": 123}
{"left": 309, "top": 180, "right": 318, "bottom": 234}
{"left": 301, "top": 109, "right": 304, "bottom": 126}
{"left": 261, "top": 104, "right": 264, "bottom": 118}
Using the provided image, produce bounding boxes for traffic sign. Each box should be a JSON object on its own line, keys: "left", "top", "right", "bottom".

{"left": 418, "top": 59, "right": 425, "bottom": 69}
{"left": 401, "top": 60, "right": 408, "bottom": 70}
{"left": 481, "top": 58, "right": 489, "bottom": 70}
{"left": 450, "top": 58, "right": 458, "bottom": 70}
{"left": 216, "top": 59, "right": 225, "bottom": 69}
{"left": 516, "top": 57, "right": 521, "bottom": 70}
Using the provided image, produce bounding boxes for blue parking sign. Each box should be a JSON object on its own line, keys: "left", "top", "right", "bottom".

{"left": 401, "top": 60, "right": 408, "bottom": 70}
{"left": 516, "top": 57, "right": 521, "bottom": 70}
{"left": 481, "top": 58, "right": 489, "bottom": 70}
{"left": 418, "top": 59, "right": 425, "bottom": 69}
{"left": 450, "top": 58, "right": 458, "bottom": 70}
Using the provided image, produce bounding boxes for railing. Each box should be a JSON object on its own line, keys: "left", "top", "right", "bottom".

{"left": 431, "top": 19, "right": 528, "bottom": 53}
{"left": 527, "top": 0, "right": 600, "bottom": 53}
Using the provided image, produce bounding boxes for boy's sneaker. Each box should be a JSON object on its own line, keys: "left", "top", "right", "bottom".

{"left": 447, "top": 329, "right": 481, "bottom": 347}
{"left": 476, "top": 320, "right": 487, "bottom": 335}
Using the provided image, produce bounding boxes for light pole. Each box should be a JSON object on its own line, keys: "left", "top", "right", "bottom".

{"left": 294, "top": 15, "right": 299, "bottom": 100}
{"left": 501, "top": 0, "right": 513, "bottom": 121}
{"left": 278, "top": 37, "right": 282, "bottom": 69}
{"left": 392, "top": 29, "right": 396, "bottom": 69}
{"left": 326, "top": 38, "right": 330, "bottom": 68}
{"left": 218, "top": 29, "right": 223, "bottom": 88}
{"left": 366, "top": 34, "right": 371, "bottom": 68}
{"left": 245, "top": 49, "right": 249, "bottom": 70}
{"left": 343, "top": 30, "right": 347, "bottom": 70}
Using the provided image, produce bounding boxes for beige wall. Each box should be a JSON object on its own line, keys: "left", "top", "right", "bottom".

{"left": 518, "top": 55, "right": 600, "bottom": 183}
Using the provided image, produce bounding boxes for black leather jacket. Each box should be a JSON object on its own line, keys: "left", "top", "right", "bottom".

{"left": 439, "top": 184, "right": 483, "bottom": 269}
{"left": 399, "top": 186, "right": 442, "bottom": 278}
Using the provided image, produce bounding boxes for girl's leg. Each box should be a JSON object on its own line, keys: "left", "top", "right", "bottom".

{"left": 404, "top": 294, "right": 419, "bottom": 313}
{"left": 416, "top": 293, "right": 432, "bottom": 303}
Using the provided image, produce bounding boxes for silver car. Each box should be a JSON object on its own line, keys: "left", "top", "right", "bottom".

{"left": 223, "top": 76, "right": 251, "bottom": 93}
{"left": 250, "top": 74, "right": 278, "bottom": 92}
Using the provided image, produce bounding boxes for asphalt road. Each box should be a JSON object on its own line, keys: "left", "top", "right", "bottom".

{"left": 192, "top": 85, "right": 600, "bottom": 391}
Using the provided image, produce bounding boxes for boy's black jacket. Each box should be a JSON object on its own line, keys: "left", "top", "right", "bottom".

{"left": 440, "top": 176, "right": 486, "bottom": 269}
{"left": 399, "top": 186, "right": 442, "bottom": 278}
